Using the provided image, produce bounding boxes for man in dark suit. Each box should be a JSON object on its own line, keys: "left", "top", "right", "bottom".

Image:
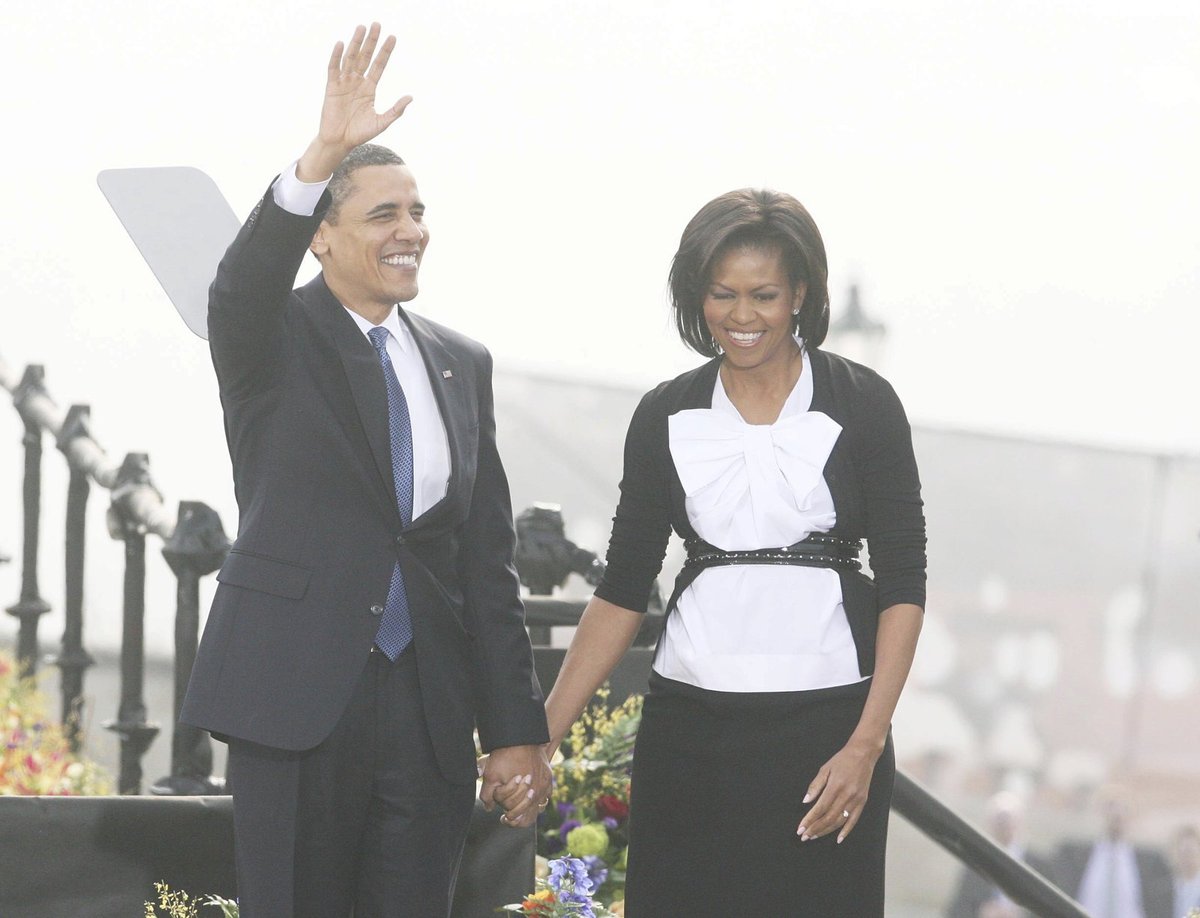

{"left": 1052, "top": 789, "right": 1173, "bottom": 918}
{"left": 180, "top": 23, "right": 551, "bottom": 918}
{"left": 945, "top": 792, "right": 1054, "bottom": 918}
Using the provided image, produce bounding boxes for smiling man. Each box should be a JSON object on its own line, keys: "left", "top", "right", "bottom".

{"left": 180, "top": 23, "right": 551, "bottom": 918}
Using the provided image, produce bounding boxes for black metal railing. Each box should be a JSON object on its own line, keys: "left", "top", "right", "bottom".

{"left": 1, "top": 353, "right": 229, "bottom": 795}
{"left": 3, "top": 352, "right": 1089, "bottom": 915}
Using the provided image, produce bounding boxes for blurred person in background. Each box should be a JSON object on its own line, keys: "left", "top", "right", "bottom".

{"left": 1052, "top": 787, "right": 1172, "bottom": 918}
{"left": 945, "top": 791, "right": 1053, "bottom": 918}
{"left": 1168, "top": 825, "right": 1200, "bottom": 918}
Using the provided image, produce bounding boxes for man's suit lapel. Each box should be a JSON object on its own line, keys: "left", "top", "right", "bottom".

{"left": 302, "top": 275, "right": 469, "bottom": 531}
{"left": 302, "top": 274, "right": 401, "bottom": 527}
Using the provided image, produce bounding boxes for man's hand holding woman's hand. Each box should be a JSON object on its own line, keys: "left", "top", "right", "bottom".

{"left": 478, "top": 745, "right": 553, "bottom": 829}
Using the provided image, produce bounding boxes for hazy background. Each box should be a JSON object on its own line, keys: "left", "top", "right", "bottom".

{"left": 3, "top": 3, "right": 1198, "bottom": 911}
{"left": 4, "top": 0, "right": 1198, "bottom": 649}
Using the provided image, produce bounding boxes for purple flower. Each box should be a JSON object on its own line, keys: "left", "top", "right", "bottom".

{"left": 581, "top": 854, "right": 609, "bottom": 889}
{"left": 559, "top": 818, "right": 581, "bottom": 837}
{"left": 601, "top": 816, "right": 618, "bottom": 831}
{"left": 557, "top": 801, "right": 577, "bottom": 819}
{"left": 548, "top": 856, "right": 595, "bottom": 896}
{"left": 546, "top": 855, "right": 600, "bottom": 917}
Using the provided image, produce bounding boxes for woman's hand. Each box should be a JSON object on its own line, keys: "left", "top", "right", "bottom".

{"left": 797, "top": 604, "right": 922, "bottom": 844}
{"left": 796, "top": 736, "right": 883, "bottom": 844}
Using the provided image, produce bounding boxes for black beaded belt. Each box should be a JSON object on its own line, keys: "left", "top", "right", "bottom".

{"left": 683, "top": 533, "right": 863, "bottom": 574}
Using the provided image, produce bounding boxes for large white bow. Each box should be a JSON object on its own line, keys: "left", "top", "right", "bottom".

{"left": 668, "top": 408, "right": 842, "bottom": 549}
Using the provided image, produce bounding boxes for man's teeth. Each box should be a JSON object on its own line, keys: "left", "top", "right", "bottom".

{"left": 382, "top": 254, "right": 417, "bottom": 266}
{"left": 729, "top": 331, "right": 764, "bottom": 343}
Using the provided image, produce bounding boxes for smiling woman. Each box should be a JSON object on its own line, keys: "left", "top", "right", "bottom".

{"left": 542, "top": 187, "right": 927, "bottom": 916}
{"left": 702, "top": 245, "right": 805, "bottom": 420}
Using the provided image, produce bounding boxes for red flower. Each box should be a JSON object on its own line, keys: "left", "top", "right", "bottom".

{"left": 596, "top": 794, "right": 629, "bottom": 822}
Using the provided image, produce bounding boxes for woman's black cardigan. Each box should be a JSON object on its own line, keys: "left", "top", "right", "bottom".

{"left": 592, "top": 347, "right": 927, "bottom": 677}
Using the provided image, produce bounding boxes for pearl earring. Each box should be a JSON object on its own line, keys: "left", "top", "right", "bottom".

{"left": 791, "top": 308, "right": 800, "bottom": 316}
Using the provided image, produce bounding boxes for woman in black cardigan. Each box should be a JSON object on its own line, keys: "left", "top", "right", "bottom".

{"left": 542, "top": 188, "right": 927, "bottom": 915}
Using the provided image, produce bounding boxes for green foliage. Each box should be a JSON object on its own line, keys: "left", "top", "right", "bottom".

{"left": 143, "top": 883, "right": 238, "bottom": 917}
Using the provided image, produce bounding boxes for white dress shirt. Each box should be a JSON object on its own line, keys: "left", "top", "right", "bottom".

{"left": 271, "top": 163, "right": 451, "bottom": 519}
{"left": 655, "top": 345, "right": 866, "bottom": 693}
{"left": 1077, "top": 840, "right": 1146, "bottom": 918}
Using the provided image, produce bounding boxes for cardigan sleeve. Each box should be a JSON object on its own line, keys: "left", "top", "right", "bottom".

{"left": 592, "top": 387, "right": 674, "bottom": 613}
{"left": 857, "top": 375, "right": 927, "bottom": 612}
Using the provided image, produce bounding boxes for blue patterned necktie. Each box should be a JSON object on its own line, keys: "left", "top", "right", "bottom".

{"left": 367, "top": 326, "right": 414, "bottom": 659}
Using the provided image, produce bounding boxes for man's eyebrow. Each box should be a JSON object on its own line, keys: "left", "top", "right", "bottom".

{"left": 365, "top": 201, "right": 425, "bottom": 216}
{"left": 365, "top": 202, "right": 400, "bottom": 217}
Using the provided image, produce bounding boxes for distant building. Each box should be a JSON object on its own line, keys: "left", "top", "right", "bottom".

{"left": 824, "top": 283, "right": 888, "bottom": 369}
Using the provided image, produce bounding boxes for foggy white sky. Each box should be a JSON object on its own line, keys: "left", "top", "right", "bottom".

{"left": 1, "top": 0, "right": 1198, "bottom": 651}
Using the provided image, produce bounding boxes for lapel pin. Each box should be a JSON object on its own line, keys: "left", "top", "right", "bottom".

{"left": 442, "top": 370, "right": 453, "bottom": 379}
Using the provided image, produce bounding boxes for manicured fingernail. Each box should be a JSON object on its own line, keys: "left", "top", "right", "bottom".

{"left": 526, "top": 788, "right": 535, "bottom": 799}
{"left": 837, "top": 835, "right": 845, "bottom": 844}
{"left": 797, "top": 825, "right": 806, "bottom": 836}
{"left": 523, "top": 774, "right": 532, "bottom": 784}
{"left": 802, "top": 793, "right": 812, "bottom": 803}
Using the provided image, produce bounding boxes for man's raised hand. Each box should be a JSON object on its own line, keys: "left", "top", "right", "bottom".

{"left": 297, "top": 23, "right": 412, "bottom": 182}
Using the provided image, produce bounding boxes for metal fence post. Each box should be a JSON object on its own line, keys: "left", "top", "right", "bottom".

{"left": 6, "top": 366, "right": 52, "bottom": 677}
{"left": 104, "top": 452, "right": 162, "bottom": 794}
{"left": 53, "top": 404, "right": 96, "bottom": 752}
{"left": 152, "top": 500, "right": 230, "bottom": 795}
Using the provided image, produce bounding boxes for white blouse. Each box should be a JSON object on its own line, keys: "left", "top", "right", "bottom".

{"left": 654, "top": 350, "right": 868, "bottom": 692}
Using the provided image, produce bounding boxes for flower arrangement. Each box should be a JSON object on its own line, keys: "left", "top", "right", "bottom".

{"left": 0, "top": 650, "right": 109, "bottom": 795}
{"left": 143, "top": 882, "right": 237, "bottom": 917}
{"left": 503, "top": 856, "right": 620, "bottom": 917}
{"left": 538, "top": 688, "right": 641, "bottom": 907}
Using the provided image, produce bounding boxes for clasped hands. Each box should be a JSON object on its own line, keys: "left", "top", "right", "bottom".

{"left": 477, "top": 744, "right": 553, "bottom": 829}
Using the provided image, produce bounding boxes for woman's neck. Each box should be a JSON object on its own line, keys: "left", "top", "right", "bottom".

{"left": 718, "top": 343, "right": 804, "bottom": 425}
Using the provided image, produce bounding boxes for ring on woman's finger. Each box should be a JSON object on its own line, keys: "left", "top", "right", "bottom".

{"left": 842, "top": 809, "right": 851, "bottom": 819}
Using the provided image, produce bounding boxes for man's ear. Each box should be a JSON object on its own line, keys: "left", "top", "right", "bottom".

{"left": 310, "top": 222, "right": 330, "bottom": 258}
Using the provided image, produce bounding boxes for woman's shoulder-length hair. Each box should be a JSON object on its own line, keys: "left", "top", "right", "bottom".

{"left": 668, "top": 188, "right": 830, "bottom": 358}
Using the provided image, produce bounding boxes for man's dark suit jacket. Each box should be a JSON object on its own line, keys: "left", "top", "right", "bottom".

{"left": 180, "top": 184, "right": 548, "bottom": 783}
{"left": 1052, "top": 841, "right": 1173, "bottom": 918}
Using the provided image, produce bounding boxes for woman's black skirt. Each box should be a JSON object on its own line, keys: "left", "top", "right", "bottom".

{"left": 623, "top": 672, "right": 895, "bottom": 917}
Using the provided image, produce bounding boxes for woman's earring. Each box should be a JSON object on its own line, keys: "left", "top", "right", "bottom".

{"left": 791, "top": 308, "right": 800, "bottom": 316}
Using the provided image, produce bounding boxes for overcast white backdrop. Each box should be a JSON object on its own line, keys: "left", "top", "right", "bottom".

{"left": 1, "top": 0, "right": 1198, "bottom": 652}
